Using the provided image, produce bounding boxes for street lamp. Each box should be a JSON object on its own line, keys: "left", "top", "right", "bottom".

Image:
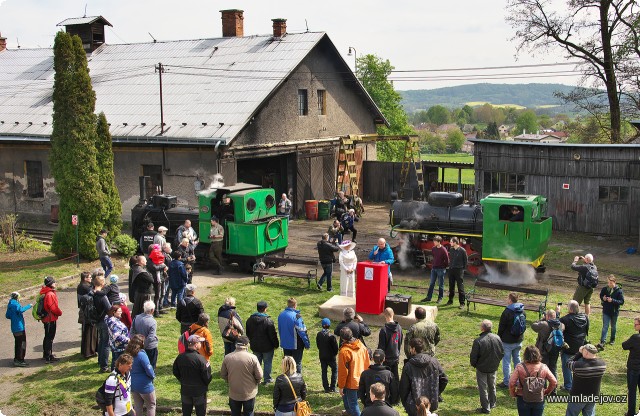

{"left": 348, "top": 46, "right": 357, "bottom": 74}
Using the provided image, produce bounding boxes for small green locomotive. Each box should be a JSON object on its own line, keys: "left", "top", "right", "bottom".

{"left": 132, "top": 183, "right": 288, "bottom": 271}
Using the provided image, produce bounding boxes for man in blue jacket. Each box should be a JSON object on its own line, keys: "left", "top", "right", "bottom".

{"left": 368, "top": 238, "right": 395, "bottom": 291}
{"left": 277, "top": 297, "right": 310, "bottom": 374}
{"left": 598, "top": 274, "right": 624, "bottom": 350}
{"left": 6, "top": 292, "right": 32, "bottom": 367}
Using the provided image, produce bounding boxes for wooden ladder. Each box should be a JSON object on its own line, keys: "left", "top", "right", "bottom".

{"left": 336, "top": 136, "right": 359, "bottom": 195}
{"left": 399, "top": 137, "right": 425, "bottom": 200}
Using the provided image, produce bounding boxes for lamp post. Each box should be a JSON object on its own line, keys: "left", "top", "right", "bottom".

{"left": 348, "top": 46, "right": 357, "bottom": 74}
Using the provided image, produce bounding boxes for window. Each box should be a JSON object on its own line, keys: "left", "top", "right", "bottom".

{"left": 142, "top": 165, "right": 163, "bottom": 197}
{"left": 298, "top": 89, "right": 308, "bottom": 116}
{"left": 599, "top": 185, "right": 629, "bottom": 202}
{"left": 317, "top": 89, "right": 326, "bottom": 115}
{"left": 25, "top": 161, "right": 44, "bottom": 198}
{"left": 483, "top": 172, "right": 525, "bottom": 194}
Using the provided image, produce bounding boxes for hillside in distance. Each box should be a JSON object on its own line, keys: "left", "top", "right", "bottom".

{"left": 399, "top": 83, "right": 579, "bottom": 112}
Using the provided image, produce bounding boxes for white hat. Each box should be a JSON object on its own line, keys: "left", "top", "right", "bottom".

{"left": 158, "top": 226, "right": 168, "bottom": 232}
{"left": 339, "top": 240, "right": 356, "bottom": 251}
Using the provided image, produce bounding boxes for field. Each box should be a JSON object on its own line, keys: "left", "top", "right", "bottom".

{"left": 421, "top": 153, "right": 475, "bottom": 184}
{"left": 465, "top": 101, "right": 526, "bottom": 109}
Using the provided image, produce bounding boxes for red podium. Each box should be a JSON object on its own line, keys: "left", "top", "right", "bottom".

{"left": 356, "top": 261, "right": 389, "bottom": 315}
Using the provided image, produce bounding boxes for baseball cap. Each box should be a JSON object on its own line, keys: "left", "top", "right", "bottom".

{"left": 236, "top": 335, "right": 250, "bottom": 346}
{"left": 44, "top": 276, "right": 56, "bottom": 287}
{"left": 158, "top": 226, "right": 168, "bottom": 232}
{"left": 188, "top": 335, "right": 205, "bottom": 344}
{"left": 583, "top": 344, "right": 598, "bottom": 354}
{"left": 110, "top": 274, "right": 119, "bottom": 284}
{"left": 321, "top": 318, "right": 331, "bottom": 327}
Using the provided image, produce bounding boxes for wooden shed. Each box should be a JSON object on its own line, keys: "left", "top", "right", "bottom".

{"left": 471, "top": 139, "right": 640, "bottom": 236}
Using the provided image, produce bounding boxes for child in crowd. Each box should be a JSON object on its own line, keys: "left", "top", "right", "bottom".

{"left": 106, "top": 274, "right": 121, "bottom": 305}
{"left": 316, "top": 317, "right": 339, "bottom": 393}
{"left": 116, "top": 293, "right": 132, "bottom": 330}
{"left": 416, "top": 396, "right": 437, "bottom": 416}
{"left": 5, "top": 291, "right": 32, "bottom": 367}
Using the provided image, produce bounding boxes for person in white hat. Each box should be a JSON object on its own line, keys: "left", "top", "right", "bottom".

{"left": 339, "top": 240, "right": 358, "bottom": 298}
{"left": 154, "top": 226, "right": 168, "bottom": 248}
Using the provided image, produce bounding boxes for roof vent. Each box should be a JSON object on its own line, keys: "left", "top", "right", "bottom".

{"left": 56, "top": 16, "right": 113, "bottom": 52}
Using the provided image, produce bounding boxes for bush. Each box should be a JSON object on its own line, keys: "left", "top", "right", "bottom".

{"left": 112, "top": 234, "right": 138, "bottom": 257}
{"left": 0, "top": 214, "right": 49, "bottom": 253}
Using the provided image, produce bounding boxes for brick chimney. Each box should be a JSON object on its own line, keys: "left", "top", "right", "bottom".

{"left": 0, "top": 33, "right": 7, "bottom": 52}
{"left": 272, "top": 18, "right": 287, "bottom": 38}
{"left": 221, "top": 9, "right": 244, "bottom": 37}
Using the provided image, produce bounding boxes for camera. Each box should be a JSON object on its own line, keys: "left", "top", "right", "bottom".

{"left": 579, "top": 256, "right": 585, "bottom": 260}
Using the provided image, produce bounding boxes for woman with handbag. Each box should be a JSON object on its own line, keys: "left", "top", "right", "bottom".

{"left": 273, "top": 356, "right": 309, "bottom": 416}
{"left": 217, "top": 297, "right": 244, "bottom": 355}
{"left": 509, "top": 346, "right": 557, "bottom": 416}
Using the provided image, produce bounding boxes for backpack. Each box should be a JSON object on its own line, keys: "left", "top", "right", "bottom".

{"left": 95, "top": 371, "right": 118, "bottom": 411}
{"left": 581, "top": 265, "right": 599, "bottom": 288}
{"left": 519, "top": 363, "right": 546, "bottom": 403}
{"left": 177, "top": 329, "right": 191, "bottom": 354}
{"left": 79, "top": 293, "right": 99, "bottom": 325}
{"left": 510, "top": 310, "right": 526, "bottom": 337}
{"left": 546, "top": 323, "right": 564, "bottom": 351}
{"left": 32, "top": 294, "right": 48, "bottom": 321}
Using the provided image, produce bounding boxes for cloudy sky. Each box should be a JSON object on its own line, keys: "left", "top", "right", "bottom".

{"left": 0, "top": 0, "right": 583, "bottom": 90}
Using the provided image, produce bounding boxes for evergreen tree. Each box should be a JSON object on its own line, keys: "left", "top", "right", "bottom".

{"left": 50, "top": 32, "right": 106, "bottom": 259}
{"left": 96, "top": 112, "right": 122, "bottom": 236}
{"left": 357, "top": 54, "right": 414, "bottom": 161}
{"left": 485, "top": 122, "right": 500, "bottom": 140}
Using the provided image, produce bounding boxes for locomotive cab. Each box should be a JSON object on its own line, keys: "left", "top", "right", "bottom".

{"left": 480, "top": 193, "right": 552, "bottom": 268}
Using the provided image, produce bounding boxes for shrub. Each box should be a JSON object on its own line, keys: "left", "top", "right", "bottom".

{"left": 112, "top": 234, "right": 138, "bottom": 257}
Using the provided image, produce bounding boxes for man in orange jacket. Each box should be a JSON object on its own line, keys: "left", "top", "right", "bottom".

{"left": 40, "top": 276, "right": 63, "bottom": 363}
{"left": 338, "top": 327, "right": 371, "bottom": 416}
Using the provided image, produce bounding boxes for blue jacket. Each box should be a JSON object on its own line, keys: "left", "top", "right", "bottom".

{"left": 341, "top": 213, "right": 358, "bottom": 229}
{"left": 131, "top": 349, "right": 155, "bottom": 394}
{"left": 5, "top": 298, "right": 32, "bottom": 333}
{"left": 368, "top": 243, "right": 395, "bottom": 277}
{"left": 599, "top": 285, "right": 624, "bottom": 317}
{"left": 168, "top": 259, "right": 188, "bottom": 290}
{"left": 278, "top": 307, "right": 310, "bottom": 350}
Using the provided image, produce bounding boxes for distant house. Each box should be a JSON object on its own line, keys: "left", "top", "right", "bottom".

{"left": 0, "top": 10, "right": 386, "bottom": 220}
{"left": 498, "top": 124, "right": 512, "bottom": 136}
{"left": 436, "top": 124, "right": 460, "bottom": 134}
{"left": 512, "top": 133, "right": 564, "bottom": 143}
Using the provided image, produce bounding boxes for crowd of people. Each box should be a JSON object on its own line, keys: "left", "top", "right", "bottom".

{"left": 4, "top": 219, "right": 640, "bottom": 416}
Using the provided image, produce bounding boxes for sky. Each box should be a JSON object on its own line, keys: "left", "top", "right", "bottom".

{"left": 0, "top": 0, "right": 583, "bottom": 90}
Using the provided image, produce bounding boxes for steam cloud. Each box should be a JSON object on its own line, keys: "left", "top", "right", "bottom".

{"left": 198, "top": 173, "right": 225, "bottom": 197}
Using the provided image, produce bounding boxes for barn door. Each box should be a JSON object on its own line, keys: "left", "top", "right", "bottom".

{"left": 631, "top": 187, "right": 640, "bottom": 237}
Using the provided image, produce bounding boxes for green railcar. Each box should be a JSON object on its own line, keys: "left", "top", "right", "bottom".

{"left": 480, "top": 193, "right": 553, "bottom": 269}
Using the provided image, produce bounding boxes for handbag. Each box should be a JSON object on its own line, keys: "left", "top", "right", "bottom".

{"left": 222, "top": 310, "right": 240, "bottom": 342}
{"left": 284, "top": 375, "right": 312, "bottom": 416}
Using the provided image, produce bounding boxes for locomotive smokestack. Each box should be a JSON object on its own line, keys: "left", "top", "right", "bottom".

{"left": 139, "top": 176, "right": 149, "bottom": 204}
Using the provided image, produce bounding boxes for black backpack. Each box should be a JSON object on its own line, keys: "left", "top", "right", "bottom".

{"left": 510, "top": 311, "right": 526, "bottom": 337}
{"left": 581, "top": 265, "right": 599, "bottom": 289}
{"left": 95, "top": 372, "right": 117, "bottom": 411}
{"left": 80, "top": 293, "right": 99, "bottom": 325}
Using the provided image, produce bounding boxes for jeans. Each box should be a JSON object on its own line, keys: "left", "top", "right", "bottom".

{"left": 561, "top": 351, "right": 573, "bottom": 390}
{"left": 426, "top": 268, "right": 446, "bottom": 301}
{"left": 255, "top": 350, "right": 275, "bottom": 382}
{"left": 627, "top": 369, "right": 640, "bottom": 416}
{"left": 96, "top": 320, "right": 110, "bottom": 370}
{"left": 100, "top": 256, "right": 113, "bottom": 279}
{"left": 448, "top": 268, "right": 465, "bottom": 304}
{"left": 516, "top": 396, "right": 544, "bottom": 416}
{"left": 600, "top": 313, "right": 618, "bottom": 343}
{"left": 42, "top": 321, "right": 57, "bottom": 360}
{"left": 275, "top": 411, "right": 295, "bottom": 416}
{"left": 224, "top": 341, "right": 236, "bottom": 355}
{"left": 132, "top": 390, "right": 156, "bottom": 416}
{"left": 502, "top": 342, "right": 522, "bottom": 386}
{"left": 542, "top": 348, "right": 560, "bottom": 393}
{"left": 565, "top": 401, "right": 595, "bottom": 416}
{"left": 342, "top": 388, "right": 361, "bottom": 416}
{"left": 162, "top": 280, "right": 170, "bottom": 306}
{"left": 320, "top": 358, "right": 337, "bottom": 391}
{"left": 13, "top": 331, "right": 26, "bottom": 361}
{"left": 229, "top": 397, "right": 255, "bottom": 416}
{"left": 111, "top": 350, "right": 124, "bottom": 371}
{"left": 283, "top": 347, "right": 304, "bottom": 374}
{"left": 171, "top": 286, "right": 185, "bottom": 306}
{"left": 318, "top": 263, "right": 333, "bottom": 291}
{"left": 476, "top": 369, "right": 497, "bottom": 412}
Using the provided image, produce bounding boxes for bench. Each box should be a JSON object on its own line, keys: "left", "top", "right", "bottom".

{"left": 253, "top": 255, "right": 319, "bottom": 287}
{"left": 465, "top": 280, "right": 548, "bottom": 319}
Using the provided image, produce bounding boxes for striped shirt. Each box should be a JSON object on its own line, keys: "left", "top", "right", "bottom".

{"left": 567, "top": 354, "right": 606, "bottom": 396}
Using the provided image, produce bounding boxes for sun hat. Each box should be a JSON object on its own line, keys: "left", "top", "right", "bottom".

{"left": 339, "top": 240, "right": 356, "bottom": 251}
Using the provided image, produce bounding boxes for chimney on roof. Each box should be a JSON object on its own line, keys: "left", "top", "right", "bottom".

{"left": 272, "top": 18, "right": 287, "bottom": 38}
{"left": 0, "top": 33, "right": 6, "bottom": 52}
{"left": 221, "top": 9, "right": 244, "bottom": 37}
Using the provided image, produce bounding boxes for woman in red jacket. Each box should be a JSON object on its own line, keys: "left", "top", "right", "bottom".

{"left": 40, "top": 276, "right": 63, "bottom": 363}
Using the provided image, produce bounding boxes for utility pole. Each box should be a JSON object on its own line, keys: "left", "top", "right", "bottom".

{"left": 155, "top": 62, "right": 165, "bottom": 135}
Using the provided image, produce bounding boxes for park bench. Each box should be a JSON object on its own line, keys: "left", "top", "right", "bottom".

{"left": 253, "top": 255, "right": 319, "bottom": 287}
{"left": 465, "top": 280, "right": 548, "bottom": 319}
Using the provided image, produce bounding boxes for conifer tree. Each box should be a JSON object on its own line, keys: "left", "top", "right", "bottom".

{"left": 50, "top": 32, "right": 106, "bottom": 259}
{"left": 96, "top": 112, "right": 122, "bottom": 236}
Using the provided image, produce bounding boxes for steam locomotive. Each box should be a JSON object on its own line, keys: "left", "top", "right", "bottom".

{"left": 390, "top": 192, "right": 553, "bottom": 276}
{"left": 131, "top": 182, "right": 288, "bottom": 271}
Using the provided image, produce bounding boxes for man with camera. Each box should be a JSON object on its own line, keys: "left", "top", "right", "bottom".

{"left": 335, "top": 307, "right": 371, "bottom": 347}
{"left": 571, "top": 254, "right": 598, "bottom": 316}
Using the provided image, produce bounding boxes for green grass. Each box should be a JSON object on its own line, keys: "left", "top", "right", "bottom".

{"left": 4, "top": 276, "right": 634, "bottom": 415}
{"left": 421, "top": 153, "right": 475, "bottom": 185}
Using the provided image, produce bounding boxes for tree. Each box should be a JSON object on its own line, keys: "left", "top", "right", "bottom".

{"left": 485, "top": 122, "right": 501, "bottom": 140}
{"left": 538, "top": 114, "right": 553, "bottom": 129}
{"left": 96, "top": 112, "right": 122, "bottom": 236}
{"left": 506, "top": 0, "right": 640, "bottom": 143}
{"left": 50, "top": 32, "right": 106, "bottom": 259}
{"left": 418, "top": 131, "right": 446, "bottom": 154}
{"left": 426, "top": 105, "right": 451, "bottom": 125}
{"left": 515, "top": 110, "right": 539, "bottom": 135}
{"left": 446, "top": 129, "right": 466, "bottom": 152}
{"left": 357, "top": 54, "right": 414, "bottom": 161}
